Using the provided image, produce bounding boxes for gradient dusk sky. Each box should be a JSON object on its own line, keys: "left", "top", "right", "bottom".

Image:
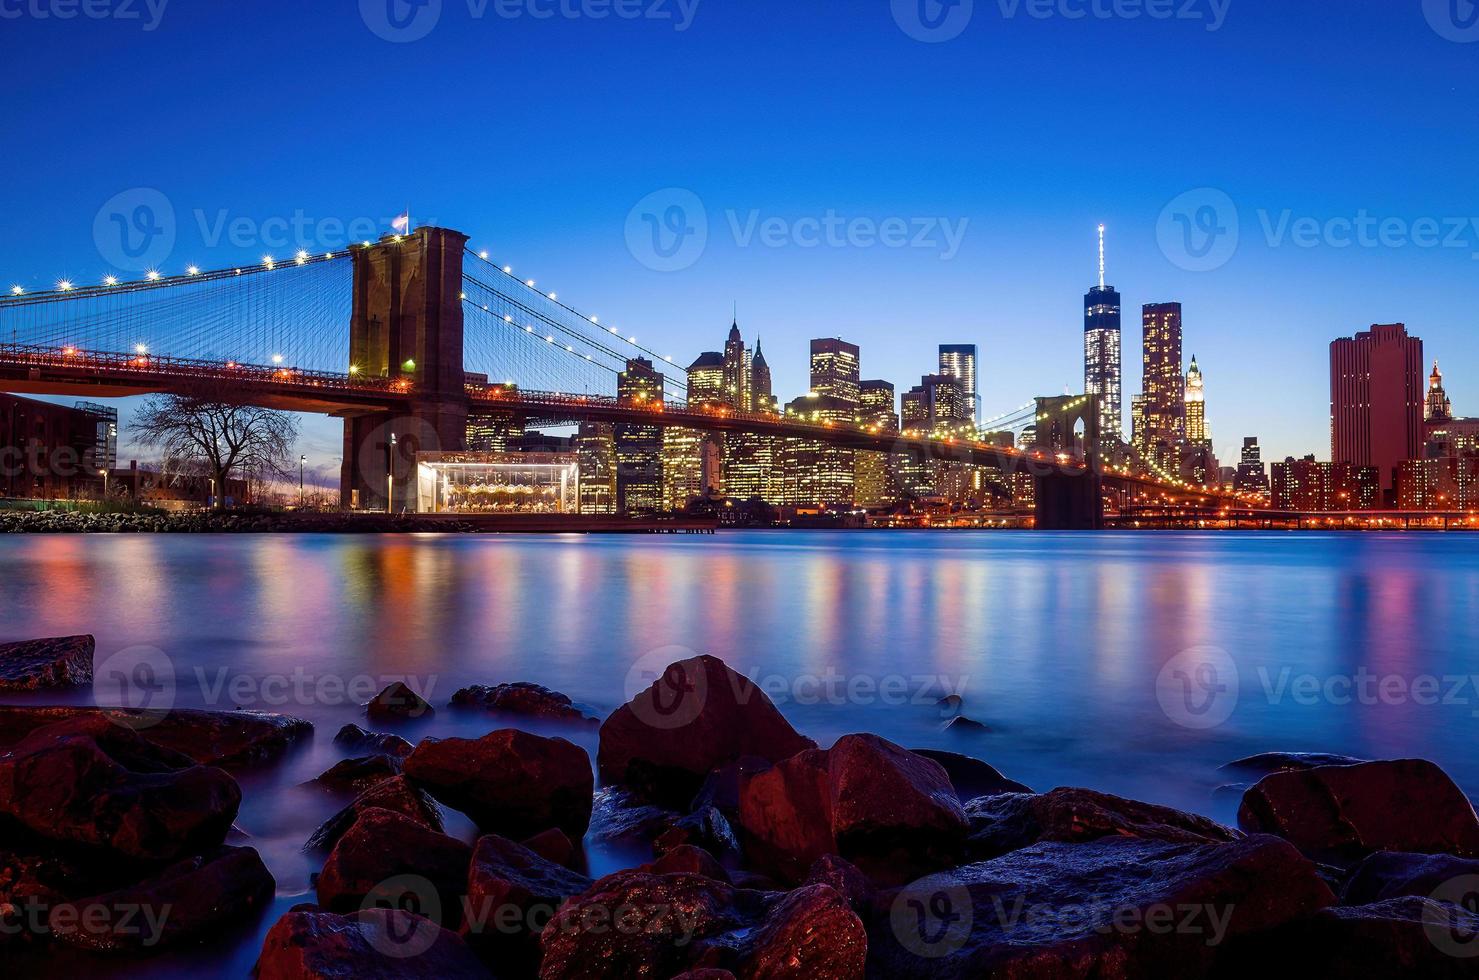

{"left": 4, "top": 0, "right": 1478, "bottom": 477}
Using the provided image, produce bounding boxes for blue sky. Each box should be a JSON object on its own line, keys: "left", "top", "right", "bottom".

{"left": 4, "top": 0, "right": 1478, "bottom": 475}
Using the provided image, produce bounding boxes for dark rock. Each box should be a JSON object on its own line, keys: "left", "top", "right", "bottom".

{"left": 597, "top": 654, "right": 815, "bottom": 808}
{"left": 403, "top": 729, "right": 593, "bottom": 840}
{"left": 312, "top": 754, "right": 401, "bottom": 794}
{"left": 944, "top": 716, "right": 989, "bottom": 734}
{"left": 869, "top": 835, "right": 1335, "bottom": 978}
{"left": 1219, "top": 751, "right": 1367, "bottom": 778}
{"left": 936, "top": 694, "right": 963, "bottom": 714}
{"left": 671, "top": 971, "right": 737, "bottom": 980}
{"left": 1238, "top": 759, "right": 1479, "bottom": 861}
{"left": 739, "top": 883, "right": 866, "bottom": 980}
{"left": 0, "top": 705, "right": 312, "bottom": 767}
{"left": 691, "top": 755, "right": 774, "bottom": 817}
{"left": 804, "top": 855, "right": 872, "bottom": 913}
{"left": 964, "top": 787, "right": 1240, "bottom": 860}
{"left": 366, "top": 681, "right": 434, "bottom": 721}
{"left": 0, "top": 635, "right": 93, "bottom": 691}
{"left": 910, "top": 749, "right": 1032, "bottom": 801}
{"left": 333, "top": 723, "right": 413, "bottom": 759}
{"left": 520, "top": 827, "right": 578, "bottom": 870}
{"left": 655, "top": 805, "right": 742, "bottom": 861}
{"left": 0, "top": 833, "right": 123, "bottom": 946}
{"left": 1214, "top": 896, "right": 1479, "bottom": 978}
{"left": 450, "top": 682, "right": 597, "bottom": 723}
{"left": 643, "top": 844, "right": 731, "bottom": 883}
{"left": 48, "top": 845, "right": 274, "bottom": 952}
{"left": 737, "top": 734, "right": 968, "bottom": 885}
{"left": 0, "top": 719, "right": 240, "bottom": 862}
{"left": 254, "top": 906, "right": 490, "bottom": 979}
{"left": 1341, "top": 849, "right": 1479, "bottom": 904}
{"left": 538, "top": 870, "right": 759, "bottom": 979}
{"left": 588, "top": 786, "right": 680, "bottom": 848}
{"left": 305, "top": 774, "right": 444, "bottom": 851}
{"left": 316, "top": 808, "right": 472, "bottom": 929}
{"left": 464, "top": 833, "right": 592, "bottom": 969}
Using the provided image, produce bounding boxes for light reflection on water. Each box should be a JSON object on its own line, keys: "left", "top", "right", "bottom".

{"left": 2, "top": 530, "right": 1477, "bottom": 975}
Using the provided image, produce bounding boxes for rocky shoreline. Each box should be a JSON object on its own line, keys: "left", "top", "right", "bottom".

{"left": 1, "top": 642, "right": 1477, "bottom": 976}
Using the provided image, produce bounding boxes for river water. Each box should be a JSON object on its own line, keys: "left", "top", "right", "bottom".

{"left": 2, "top": 530, "right": 1477, "bottom": 975}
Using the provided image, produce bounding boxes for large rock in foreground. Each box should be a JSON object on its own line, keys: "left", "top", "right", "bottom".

{"left": 254, "top": 907, "right": 491, "bottom": 979}
{"left": 316, "top": 808, "right": 473, "bottom": 928}
{"left": 0, "top": 635, "right": 94, "bottom": 691}
{"left": 464, "top": 833, "right": 593, "bottom": 970}
{"left": 305, "top": 775, "right": 444, "bottom": 852}
{"left": 0, "top": 719, "right": 240, "bottom": 862}
{"left": 738, "top": 734, "right": 968, "bottom": 884}
{"left": 598, "top": 654, "right": 815, "bottom": 806}
{"left": 404, "top": 729, "right": 593, "bottom": 839}
{"left": 741, "top": 883, "right": 866, "bottom": 979}
{"left": 1238, "top": 759, "right": 1479, "bottom": 861}
{"left": 48, "top": 845, "right": 274, "bottom": 951}
{"left": 1341, "top": 849, "right": 1479, "bottom": 904}
{"left": 0, "top": 705, "right": 312, "bottom": 767}
{"left": 965, "top": 787, "right": 1240, "bottom": 860}
{"left": 869, "top": 835, "right": 1335, "bottom": 978}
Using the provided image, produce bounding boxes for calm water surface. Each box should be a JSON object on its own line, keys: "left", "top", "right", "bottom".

{"left": 3, "top": 530, "right": 1478, "bottom": 975}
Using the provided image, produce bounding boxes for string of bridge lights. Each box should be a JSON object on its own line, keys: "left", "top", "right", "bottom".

{"left": 4, "top": 247, "right": 351, "bottom": 302}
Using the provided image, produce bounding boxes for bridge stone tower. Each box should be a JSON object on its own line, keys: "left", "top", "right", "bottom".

{"left": 1032, "top": 394, "right": 1104, "bottom": 530}
{"left": 341, "top": 227, "right": 470, "bottom": 510}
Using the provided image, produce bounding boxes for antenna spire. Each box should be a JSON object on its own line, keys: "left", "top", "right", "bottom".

{"left": 1097, "top": 223, "right": 1106, "bottom": 289}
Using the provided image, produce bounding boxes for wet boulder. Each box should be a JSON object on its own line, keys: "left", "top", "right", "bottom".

{"left": 254, "top": 906, "right": 490, "bottom": 979}
{"left": 305, "top": 774, "right": 444, "bottom": 851}
{"left": 366, "top": 681, "right": 435, "bottom": 721}
{"left": 803, "top": 855, "right": 871, "bottom": 913}
{"left": 0, "top": 705, "right": 312, "bottom": 767}
{"left": 598, "top": 654, "right": 815, "bottom": 807}
{"left": 1341, "top": 849, "right": 1479, "bottom": 904}
{"left": 1219, "top": 751, "right": 1366, "bottom": 778}
{"left": 403, "top": 729, "right": 593, "bottom": 840}
{"left": 463, "top": 833, "right": 592, "bottom": 969}
{"left": 737, "top": 734, "right": 968, "bottom": 885}
{"left": 739, "top": 883, "right": 866, "bottom": 980}
{"left": 964, "top": 787, "right": 1240, "bottom": 860}
{"left": 316, "top": 808, "right": 473, "bottom": 929}
{"left": 450, "top": 682, "right": 597, "bottom": 723}
{"left": 520, "top": 827, "right": 579, "bottom": 870}
{"left": 0, "top": 720, "right": 240, "bottom": 862}
{"left": 0, "top": 635, "right": 94, "bottom": 691}
{"left": 1238, "top": 759, "right": 1479, "bottom": 861}
{"left": 642, "top": 844, "right": 731, "bottom": 883}
{"left": 0, "top": 833, "right": 123, "bottom": 947}
{"left": 333, "top": 723, "right": 413, "bottom": 759}
{"left": 48, "top": 845, "right": 274, "bottom": 952}
{"left": 909, "top": 749, "right": 1032, "bottom": 802}
{"left": 312, "top": 754, "right": 401, "bottom": 794}
{"left": 869, "top": 835, "right": 1335, "bottom": 978}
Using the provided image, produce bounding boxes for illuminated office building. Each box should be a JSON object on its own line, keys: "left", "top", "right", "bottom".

{"left": 1330, "top": 323, "right": 1424, "bottom": 494}
{"left": 1140, "top": 302, "right": 1184, "bottom": 469}
{"left": 576, "top": 422, "right": 616, "bottom": 514}
{"left": 856, "top": 379, "right": 899, "bottom": 507}
{"left": 614, "top": 357, "right": 664, "bottom": 514}
{"left": 1084, "top": 225, "right": 1122, "bottom": 443}
{"left": 938, "top": 344, "right": 979, "bottom": 427}
{"left": 810, "top": 338, "right": 861, "bottom": 405}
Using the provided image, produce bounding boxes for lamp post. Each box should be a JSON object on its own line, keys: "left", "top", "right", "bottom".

{"left": 387, "top": 434, "right": 397, "bottom": 513}
{"left": 299, "top": 455, "right": 306, "bottom": 508}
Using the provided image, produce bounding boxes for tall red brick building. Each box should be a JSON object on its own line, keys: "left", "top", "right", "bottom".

{"left": 1330, "top": 323, "right": 1424, "bottom": 496}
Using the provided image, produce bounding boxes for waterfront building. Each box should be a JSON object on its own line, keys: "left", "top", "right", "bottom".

{"left": 614, "top": 357, "right": 665, "bottom": 514}
{"left": 414, "top": 451, "right": 578, "bottom": 514}
{"left": 576, "top": 422, "right": 616, "bottom": 514}
{"left": 0, "top": 393, "right": 112, "bottom": 500}
{"left": 1395, "top": 457, "right": 1473, "bottom": 511}
{"left": 1330, "top": 323, "right": 1424, "bottom": 495}
{"left": 1140, "top": 303, "right": 1185, "bottom": 465}
{"left": 856, "top": 379, "right": 900, "bottom": 508}
{"left": 1084, "top": 225, "right": 1123, "bottom": 444}
{"left": 1271, "top": 456, "right": 1380, "bottom": 511}
{"left": 939, "top": 344, "right": 980, "bottom": 427}
{"left": 781, "top": 392, "right": 856, "bottom": 506}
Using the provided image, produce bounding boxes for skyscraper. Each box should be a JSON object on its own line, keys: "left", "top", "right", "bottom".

{"left": 1140, "top": 302, "right": 1185, "bottom": 460}
{"left": 1330, "top": 323, "right": 1424, "bottom": 494}
{"left": 809, "top": 338, "right": 861, "bottom": 405}
{"left": 751, "top": 340, "right": 776, "bottom": 413}
{"left": 1427, "top": 360, "right": 1453, "bottom": 422}
{"left": 938, "top": 344, "right": 979, "bottom": 428}
{"left": 614, "top": 357, "right": 665, "bottom": 514}
{"left": 1084, "top": 225, "right": 1123, "bottom": 444}
{"left": 576, "top": 422, "right": 616, "bottom": 514}
{"left": 856, "top": 380, "right": 899, "bottom": 508}
{"left": 723, "top": 320, "right": 751, "bottom": 410}
{"left": 1184, "top": 356, "right": 1208, "bottom": 445}
{"left": 1234, "top": 437, "right": 1270, "bottom": 498}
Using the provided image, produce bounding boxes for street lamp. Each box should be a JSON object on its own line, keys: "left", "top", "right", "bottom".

{"left": 387, "top": 434, "right": 397, "bottom": 513}
{"left": 299, "top": 454, "right": 306, "bottom": 508}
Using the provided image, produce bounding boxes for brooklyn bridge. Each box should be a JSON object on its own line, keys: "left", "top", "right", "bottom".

{"left": 0, "top": 225, "right": 1233, "bottom": 529}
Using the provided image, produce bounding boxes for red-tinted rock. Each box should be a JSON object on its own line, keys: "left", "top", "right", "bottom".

{"left": 317, "top": 808, "right": 472, "bottom": 928}
{"left": 598, "top": 655, "right": 815, "bottom": 807}
{"left": 1341, "top": 849, "right": 1479, "bottom": 904}
{"left": 739, "top": 883, "right": 865, "bottom": 980}
{"left": 313, "top": 755, "right": 401, "bottom": 794}
{"left": 450, "top": 683, "right": 597, "bottom": 723}
{"left": 1219, "top": 751, "right": 1366, "bottom": 777}
{"left": 738, "top": 735, "right": 968, "bottom": 885}
{"left": 305, "top": 775, "right": 444, "bottom": 851}
{"left": 254, "top": 906, "right": 490, "bottom": 979}
{"left": 48, "top": 845, "right": 274, "bottom": 952}
{"left": 0, "top": 635, "right": 93, "bottom": 691}
{"left": 404, "top": 730, "right": 593, "bottom": 840}
{"left": 909, "top": 749, "right": 1032, "bottom": 801}
{"left": 0, "top": 832, "right": 123, "bottom": 947}
{"left": 333, "top": 723, "right": 413, "bottom": 759}
{"left": 0, "top": 705, "right": 312, "bottom": 767}
{"left": 804, "top": 855, "right": 871, "bottom": 912}
{"left": 366, "top": 681, "right": 434, "bottom": 721}
{"left": 671, "top": 972, "right": 737, "bottom": 980}
{"left": 869, "top": 835, "right": 1334, "bottom": 978}
{"left": 520, "top": 828, "right": 578, "bottom": 870}
{"left": 655, "top": 806, "right": 742, "bottom": 861}
{"left": 538, "top": 871, "right": 762, "bottom": 980}
{"left": 1238, "top": 759, "right": 1479, "bottom": 861}
{"left": 642, "top": 844, "right": 731, "bottom": 883}
{"left": 463, "top": 833, "right": 592, "bottom": 970}
{"left": 0, "top": 720, "right": 239, "bottom": 862}
{"left": 965, "top": 787, "right": 1240, "bottom": 860}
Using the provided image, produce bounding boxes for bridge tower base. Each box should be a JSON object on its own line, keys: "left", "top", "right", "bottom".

{"left": 1034, "top": 471, "right": 1104, "bottom": 530}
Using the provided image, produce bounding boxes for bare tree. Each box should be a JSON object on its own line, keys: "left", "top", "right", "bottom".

{"left": 132, "top": 382, "right": 299, "bottom": 510}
